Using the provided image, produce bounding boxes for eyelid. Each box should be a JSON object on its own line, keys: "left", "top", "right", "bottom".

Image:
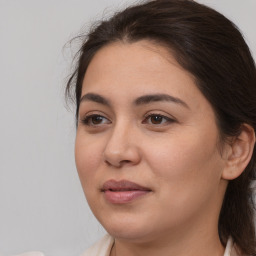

{"left": 79, "top": 112, "right": 111, "bottom": 127}
{"left": 144, "top": 110, "right": 176, "bottom": 120}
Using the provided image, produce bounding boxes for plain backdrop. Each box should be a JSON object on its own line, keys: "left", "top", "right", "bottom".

{"left": 0, "top": 0, "right": 255, "bottom": 255}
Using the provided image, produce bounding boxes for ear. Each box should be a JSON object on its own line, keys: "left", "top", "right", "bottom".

{"left": 222, "top": 124, "right": 255, "bottom": 180}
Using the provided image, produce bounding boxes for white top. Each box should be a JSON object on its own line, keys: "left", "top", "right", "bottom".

{"left": 81, "top": 234, "right": 238, "bottom": 256}
{"left": 0, "top": 252, "right": 45, "bottom": 256}
{"left": 16, "top": 253, "right": 44, "bottom": 256}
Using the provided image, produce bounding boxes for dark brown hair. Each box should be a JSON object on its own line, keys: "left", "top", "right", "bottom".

{"left": 66, "top": 0, "right": 256, "bottom": 254}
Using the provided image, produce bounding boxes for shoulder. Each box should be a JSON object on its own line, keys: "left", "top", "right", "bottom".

{"left": 13, "top": 252, "right": 45, "bottom": 256}
{"left": 81, "top": 234, "right": 114, "bottom": 256}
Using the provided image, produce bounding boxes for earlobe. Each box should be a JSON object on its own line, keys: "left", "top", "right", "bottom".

{"left": 222, "top": 124, "right": 255, "bottom": 181}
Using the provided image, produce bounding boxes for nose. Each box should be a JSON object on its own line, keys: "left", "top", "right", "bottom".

{"left": 103, "top": 123, "right": 141, "bottom": 168}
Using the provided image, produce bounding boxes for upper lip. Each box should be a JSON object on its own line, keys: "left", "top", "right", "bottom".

{"left": 102, "top": 179, "right": 151, "bottom": 192}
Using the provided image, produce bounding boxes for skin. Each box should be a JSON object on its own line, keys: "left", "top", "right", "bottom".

{"left": 75, "top": 40, "right": 244, "bottom": 256}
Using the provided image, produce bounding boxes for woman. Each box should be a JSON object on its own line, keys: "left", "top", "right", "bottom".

{"left": 66, "top": 0, "right": 256, "bottom": 255}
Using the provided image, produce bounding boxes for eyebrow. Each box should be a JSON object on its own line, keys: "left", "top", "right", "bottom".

{"left": 79, "top": 93, "right": 189, "bottom": 109}
{"left": 79, "top": 93, "right": 111, "bottom": 106}
{"left": 134, "top": 94, "right": 189, "bottom": 108}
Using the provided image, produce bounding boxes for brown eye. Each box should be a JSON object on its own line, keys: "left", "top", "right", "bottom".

{"left": 91, "top": 116, "right": 104, "bottom": 125}
{"left": 81, "top": 114, "right": 111, "bottom": 126}
{"left": 150, "top": 115, "right": 164, "bottom": 124}
{"left": 143, "top": 114, "right": 175, "bottom": 126}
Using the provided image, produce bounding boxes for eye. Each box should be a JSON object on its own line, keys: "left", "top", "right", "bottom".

{"left": 143, "top": 113, "right": 175, "bottom": 125}
{"left": 81, "top": 114, "right": 111, "bottom": 126}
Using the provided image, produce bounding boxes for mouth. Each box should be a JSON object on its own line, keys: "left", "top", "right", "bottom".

{"left": 101, "top": 179, "right": 152, "bottom": 204}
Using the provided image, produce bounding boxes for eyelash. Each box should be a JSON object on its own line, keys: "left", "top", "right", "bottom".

{"left": 80, "top": 113, "right": 175, "bottom": 127}
{"left": 143, "top": 113, "right": 175, "bottom": 125}
{"left": 81, "top": 114, "right": 111, "bottom": 126}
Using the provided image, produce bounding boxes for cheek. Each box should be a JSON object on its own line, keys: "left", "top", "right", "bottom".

{"left": 75, "top": 134, "right": 103, "bottom": 188}
{"left": 144, "top": 128, "right": 223, "bottom": 195}
{"left": 142, "top": 132, "right": 224, "bottom": 226}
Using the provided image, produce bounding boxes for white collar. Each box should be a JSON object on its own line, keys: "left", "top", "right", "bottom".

{"left": 224, "top": 237, "right": 240, "bottom": 256}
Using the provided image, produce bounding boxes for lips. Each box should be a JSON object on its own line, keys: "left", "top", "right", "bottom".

{"left": 101, "top": 180, "right": 151, "bottom": 204}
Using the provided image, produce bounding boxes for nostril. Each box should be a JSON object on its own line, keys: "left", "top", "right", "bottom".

{"left": 104, "top": 159, "right": 132, "bottom": 168}
{"left": 121, "top": 160, "right": 131, "bottom": 164}
{"left": 104, "top": 159, "right": 113, "bottom": 166}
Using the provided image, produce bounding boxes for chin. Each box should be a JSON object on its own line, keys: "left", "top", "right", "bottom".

{"left": 98, "top": 213, "right": 157, "bottom": 242}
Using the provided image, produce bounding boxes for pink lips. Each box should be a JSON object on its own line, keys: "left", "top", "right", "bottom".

{"left": 102, "top": 180, "right": 151, "bottom": 204}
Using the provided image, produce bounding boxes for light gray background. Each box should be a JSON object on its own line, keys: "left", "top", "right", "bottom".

{"left": 0, "top": 0, "right": 255, "bottom": 255}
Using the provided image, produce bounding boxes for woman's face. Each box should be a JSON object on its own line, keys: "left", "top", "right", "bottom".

{"left": 75, "top": 41, "right": 228, "bottom": 243}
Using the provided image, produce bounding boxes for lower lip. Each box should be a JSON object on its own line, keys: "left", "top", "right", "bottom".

{"left": 103, "top": 190, "right": 150, "bottom": 204}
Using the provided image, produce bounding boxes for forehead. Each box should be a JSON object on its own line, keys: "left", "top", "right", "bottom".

{"left": 82, "top": 40, "right": 197, "bottom": 97}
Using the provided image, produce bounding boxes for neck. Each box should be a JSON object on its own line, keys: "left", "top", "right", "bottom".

{"left": 110, "top": 232, "right": 225, "bottom": 256}
{"left": 110, "top": 210, "right": 225, "bottom": 256}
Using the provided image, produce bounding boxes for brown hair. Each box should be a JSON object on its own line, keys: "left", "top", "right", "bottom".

{"left": 66, "top": 0, "right": 256, "bottom": 254}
